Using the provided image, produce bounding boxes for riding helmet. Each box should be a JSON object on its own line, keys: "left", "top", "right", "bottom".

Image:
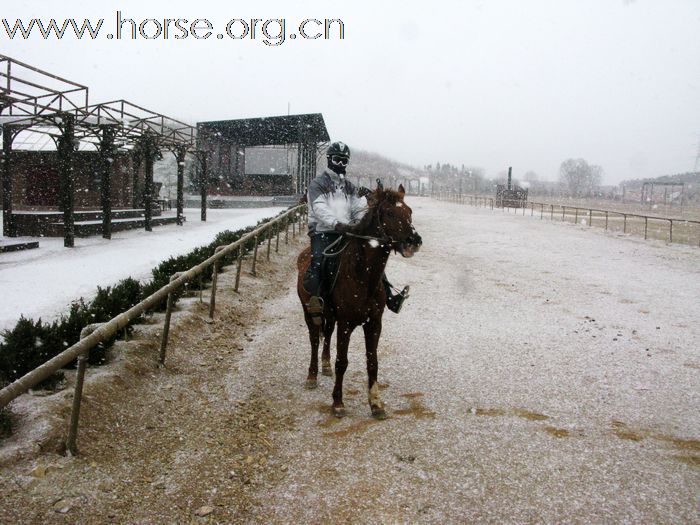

{"left": 327, "top": 141, "right": 351, "bottom": 158}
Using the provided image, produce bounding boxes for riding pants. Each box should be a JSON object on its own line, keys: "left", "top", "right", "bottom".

{"left": 303, "top": 232, "right": 340, "bottom": 297}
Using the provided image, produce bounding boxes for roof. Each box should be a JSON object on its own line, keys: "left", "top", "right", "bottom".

{"left": 197, "top": 113, "right": 329, "bottom": 146}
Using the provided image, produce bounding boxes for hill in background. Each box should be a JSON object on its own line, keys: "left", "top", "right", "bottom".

{"left": 342, "top": 149, "right": 427, "bottom": 193}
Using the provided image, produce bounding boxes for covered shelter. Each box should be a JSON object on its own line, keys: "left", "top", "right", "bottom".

{"left": 196, "top": 114, "right": 330, "bottom": 201}
{"left": 1, "top": 55, "right": 196, "bottom": 247}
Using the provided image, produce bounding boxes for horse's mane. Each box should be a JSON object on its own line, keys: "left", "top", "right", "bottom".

{"left": 353, "top": 187, "right": 403, "bottom": 234}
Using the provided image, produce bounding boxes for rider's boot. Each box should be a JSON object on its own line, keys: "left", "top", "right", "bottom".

{"left": 386, "top": 285, "right": 410, "bottom": 314}
{"left": 382, "top": 274, "right": 410, "bottom": 314}
{"left": 306, "top": 295, "right": 324, "bottom": 326}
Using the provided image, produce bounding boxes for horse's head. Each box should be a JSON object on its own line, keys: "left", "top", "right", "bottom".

{"left": 368, "top": 184, "right": 422, "bottom": 258}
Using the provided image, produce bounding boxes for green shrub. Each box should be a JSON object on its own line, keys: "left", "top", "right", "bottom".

{"left": 92, "top": 278, "right": 142, "bottom": 321}
{"left": 55, "top": 299, "right": 109, "bottom": 366}
{"left": 0, "top": 206, "right": 298, "bottom": 389}
{"left": 0, "top": 317, "right": 65, "bottom": 388}
{"left": 0, "top": 404, "right": 10, "bottom": 439}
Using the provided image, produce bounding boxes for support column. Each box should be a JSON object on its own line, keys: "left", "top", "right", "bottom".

{"left": 198, "top": 153, "right": 208, "bottom": 222}
{"left": 140, "top": 133, "right": 156, "bottom": 232}
{"left": 296, "top": 141, "right": 302, "bottom": 194}
{"left": 174, "top": 145, "right": 186, "bottom": 226}
{"left": 131, "top": 148, "right": 142, "bottom": 209}
{"left": 2, "top": 125, "right": 16, "bottom": 237}
{"left": 57, "top": 113, "right": 76, "bottom": 248}
{"left": 98, "top": 125, "right": 116, "bottom": 239}
{"left": 310, "top": 144, "right": 317, "bottom": 188}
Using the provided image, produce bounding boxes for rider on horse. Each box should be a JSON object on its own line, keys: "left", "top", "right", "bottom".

{"left": 303, "top": 141, "right": 410, "bottom": 320}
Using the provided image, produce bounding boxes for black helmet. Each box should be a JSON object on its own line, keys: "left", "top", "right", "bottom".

{"left": 327, "top": 141, "right": 350, "bottom": 159}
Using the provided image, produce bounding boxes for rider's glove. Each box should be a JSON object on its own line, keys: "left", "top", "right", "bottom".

{"left": 334, "top": 222, "right": 352, "bottom": 234}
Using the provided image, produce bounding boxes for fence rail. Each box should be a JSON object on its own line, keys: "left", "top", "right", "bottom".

{"left": 0, "top": 204, "right": 307, "bottom": 454}
{"left": 433, "top": 191, "right": 700, "bottom": 247}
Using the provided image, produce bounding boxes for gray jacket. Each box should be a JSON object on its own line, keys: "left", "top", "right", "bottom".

{"left": 307, "top": 169, "right": 366, "bottom": 234}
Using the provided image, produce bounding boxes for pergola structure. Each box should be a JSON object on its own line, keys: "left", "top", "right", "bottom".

{"left": 197, "top": 114, "right": 330, "bottom": 203}
{"left": 1, "top": 55, "right": 196, "bottom": 247}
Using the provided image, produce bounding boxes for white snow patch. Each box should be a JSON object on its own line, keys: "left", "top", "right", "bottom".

{"left": 0, "top": 207, "right": 284, "bottom": 332}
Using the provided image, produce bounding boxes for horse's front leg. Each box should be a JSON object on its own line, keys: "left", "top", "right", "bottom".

{"left": 321, "top": 319, "right": 335, "bottom": 377}
{"left": 332, "top": 321, "right": 352, "bottom": 417}
{"left": 304, "top": 314, "right": 320, "bottom": 389}
{"left": 363, "top": 316, "right": 386, "bottom": 419}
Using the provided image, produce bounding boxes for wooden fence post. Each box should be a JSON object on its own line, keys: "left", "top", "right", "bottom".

{"left": 66, "top": 322, "right": 103, "bottom": 455}
{"left": 66, "top": 352, "right": 88, "bottom": 455}
{"left": 159, "top": 273, "right": 182, "bottom": 365}
{"left": 208, "top": 246, "right": 225, "bottom": 319}
{"left": 266, "top": 227, "right": 272, "bottom": 261}
{"left": 251, "top": 235, "right": 259, "bottom": 276}
{"left": 275, "top": 223, "right": 280, "bottom": 253}
{"left": 234, "top": 246, "right": 243, "bottom": 292}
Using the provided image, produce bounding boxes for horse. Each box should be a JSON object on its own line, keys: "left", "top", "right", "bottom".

{"left": 296, "top": 184, "right": 422, "bottom": 419}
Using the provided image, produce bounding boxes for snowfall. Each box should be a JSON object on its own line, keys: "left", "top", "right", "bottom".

{"left": 0, "top": 197, "right": 699, "bottom": 523}
{"left": 0, "top": 207, "right": 284, "bottom": 333}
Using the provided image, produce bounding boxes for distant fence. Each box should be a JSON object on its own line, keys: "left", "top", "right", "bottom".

{"left": 0, "top": 205, "right": 307, "bottom": 455}
{"left": 433, "top": 191, "right": 700, "bottom": 247}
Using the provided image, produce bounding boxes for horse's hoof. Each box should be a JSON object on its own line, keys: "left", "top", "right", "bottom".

{"left": 321, "top": 365, "right": 333, "bottom": 377}
{"left": 372, "top": 407, "right": 388, "bottom": 420}
{"left": 305, "top": 378, "right": 318, "bottom": 390}
{"left": 332, "top": 406, "right": 346, "bottom": 418}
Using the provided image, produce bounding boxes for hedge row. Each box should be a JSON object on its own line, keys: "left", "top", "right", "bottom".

{"left": 0, "top": 208, "right": 299, "bottom": 393}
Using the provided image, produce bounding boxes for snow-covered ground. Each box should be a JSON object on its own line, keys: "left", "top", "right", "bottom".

{"left": 0, "top": 207, "right": 284, "bottom": 332}
{"left": 1, "top": 197, "right": 698, "bottom": 522}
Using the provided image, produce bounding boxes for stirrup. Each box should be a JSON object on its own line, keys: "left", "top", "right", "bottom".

{"left": 387, "top": 285, "right": 410, "bottom": 314}
{"left": 307, "top": 296, "right": 324, "bottom": 325}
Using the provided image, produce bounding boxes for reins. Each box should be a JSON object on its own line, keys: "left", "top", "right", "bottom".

{"left": 322, "top": 199, "right": 401, "bottom": 258}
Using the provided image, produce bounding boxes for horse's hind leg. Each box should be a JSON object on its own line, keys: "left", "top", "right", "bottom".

{"left": 363, "top": 317, "right": 387, "bottom": 420}
{"left": 304, "top": 314, "right": 321, "bottom": 389}
{"left": 321, "top": 319, "right": 335, "bottom": 376}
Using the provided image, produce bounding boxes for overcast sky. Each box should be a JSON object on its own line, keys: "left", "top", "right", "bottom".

{"left": 3, "top": 0, "right": 699, "bottom": 183}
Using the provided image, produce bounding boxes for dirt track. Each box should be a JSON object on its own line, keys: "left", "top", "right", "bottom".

{"left": 1, "top": 198, "right": 699, "bottom": 524}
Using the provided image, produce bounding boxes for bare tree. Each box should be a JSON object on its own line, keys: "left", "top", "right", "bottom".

{"left": 559, "top": 158, "right": 603, "bottom": 197}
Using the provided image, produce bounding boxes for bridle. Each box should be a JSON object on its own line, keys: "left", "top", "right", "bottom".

{"left": 346, "top": 201, "right": 406, "bottom": 249}
{"left": 324, "top": 199, "right": 419, "bottom": 258}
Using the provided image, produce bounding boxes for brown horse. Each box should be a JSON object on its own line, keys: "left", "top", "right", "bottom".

{"left": 296, "top": 184, "right": 422, "bottom": 418}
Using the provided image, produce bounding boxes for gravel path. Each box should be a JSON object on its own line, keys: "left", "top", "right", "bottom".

{"left": 1, "top": 198, "right": 698, "bottom": 523}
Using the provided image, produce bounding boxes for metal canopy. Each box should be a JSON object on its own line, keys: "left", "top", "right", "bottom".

{"left": 197, "top": 113, "right": 329, "bottom": 146}
{"left": 1, "top": 55, "right": 195, "bottom": 151}
{"left": 1, "top": 54, "right": 195, "bottom": 245}
{"left": 0, "top": 54, "right": 88, "bottom": 117}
